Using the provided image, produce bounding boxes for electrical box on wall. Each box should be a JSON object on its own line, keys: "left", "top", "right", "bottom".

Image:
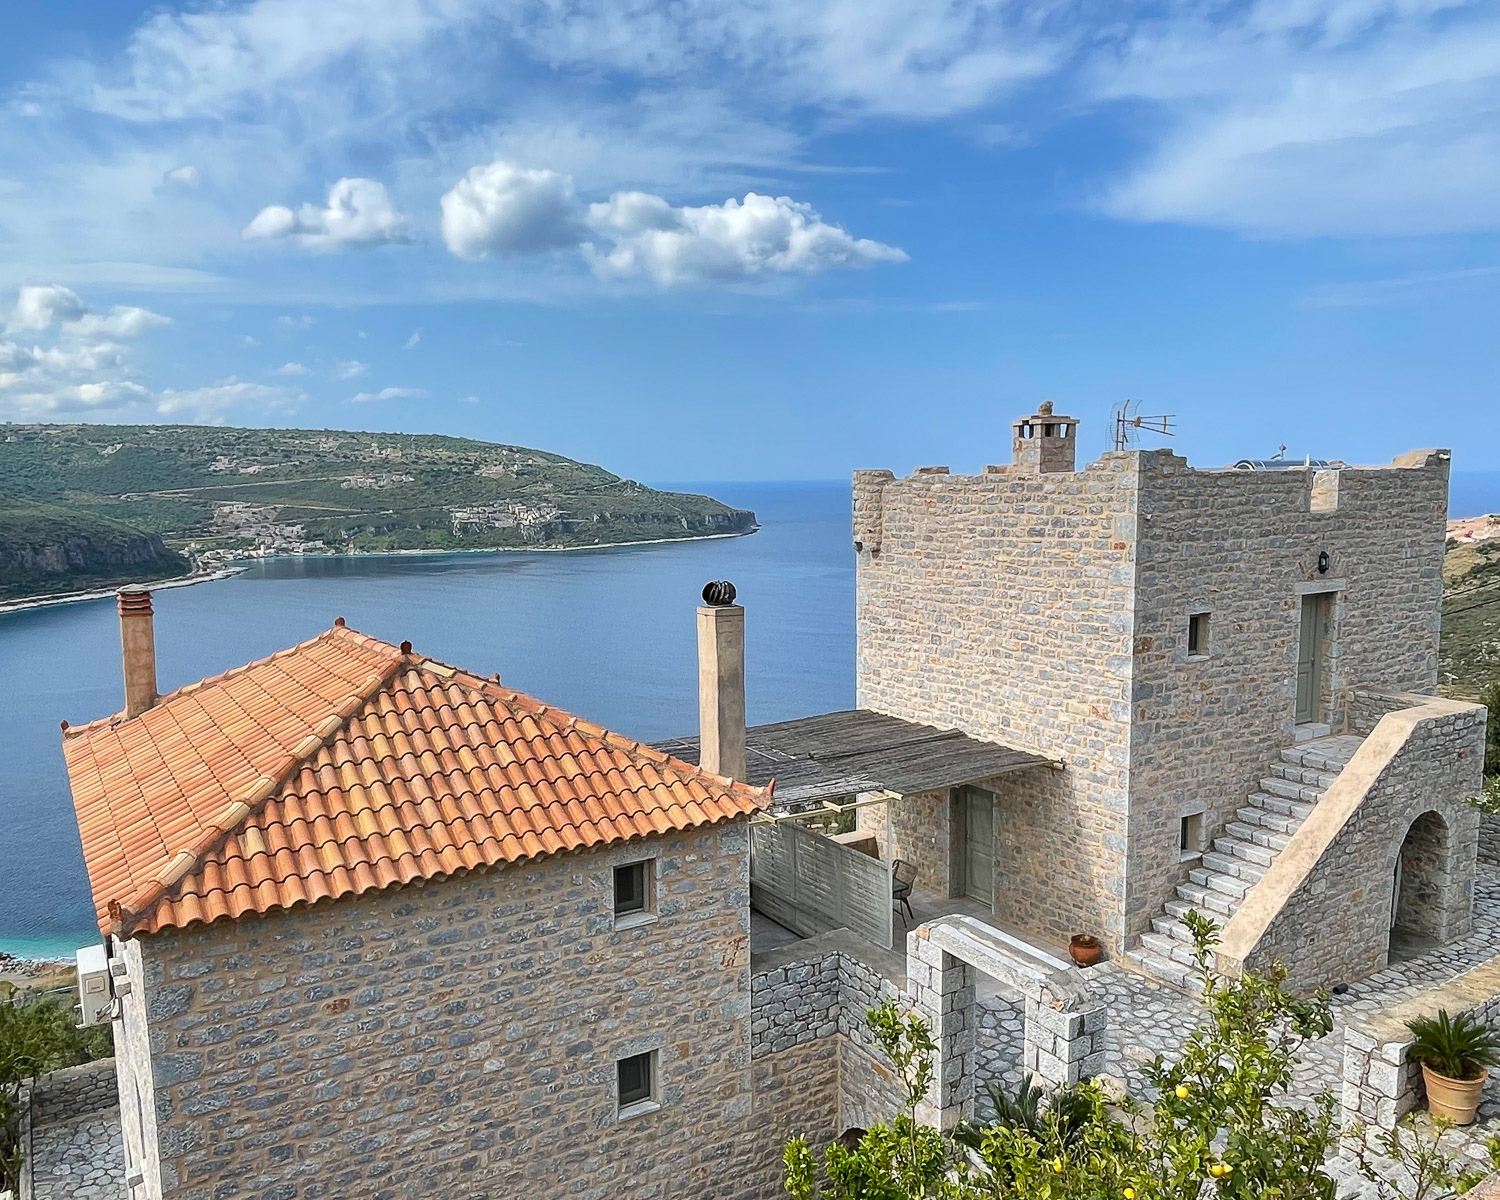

{"left": 76, "top": 944, "right": 112, "bottom": 1027}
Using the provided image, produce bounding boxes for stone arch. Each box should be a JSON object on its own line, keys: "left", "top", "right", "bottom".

{"left": 1389, "top": 810, "right": 1463, "bottom": 958}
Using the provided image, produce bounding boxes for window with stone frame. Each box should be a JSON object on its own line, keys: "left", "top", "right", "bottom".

{"left": 617, "top": 1051, "right": 657, "bottom": 1116}
{"left": 613, "top": 859, "right": 655, "bottom": 927}
{"left": 1187, "top": 611, "right": 1211, "bottom": 658}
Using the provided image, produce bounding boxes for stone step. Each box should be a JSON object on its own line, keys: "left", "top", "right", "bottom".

{"left": 1197, "top": 853, "right": 1260, "bottom": 887}
{"left": 1190, "top": 865, "right": 1250, "bottom": 899}
{"left": 1163, "top": 898, "right": 1196, "bottom": 921}
{"left": 1139, "top": 930, "right": 1199, "bottom": 967}
{"left": 1247, "top": 791, "right": 1315, "bottom": 822}
{"left": 1269, "top": 761, "right": 1340, "bottom": 789}
{"left": 1151, "top": 914, "right": 1197, "bottom": 944}
{"left": 1224, "top": 820, "right": 1291, "bottom": 852}
{"left": 1213, "top": 836, "right": 1275, "bottom": 869}
{"left": 1176, "top": 881, "right": 1236, "bottom": 917}
{"left": 1236, "top": 805, "right": 1301, "bottom": 836}
{"left": 1126, "top": 947, "right": 1198, "bottom": 991}
{"left": 1259, "top": 776, "right": 1325, "bottom": 804}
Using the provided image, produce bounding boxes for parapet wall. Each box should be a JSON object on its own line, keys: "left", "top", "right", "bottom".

{"left": 26, "top": 1057, "right": 118, "bottom": 1127}
{"left": 1218, "top": 694, "right": 1485, "bottom": 990}
{"left": 1342, "top": 954, "right": 1500, "bottom": 1147}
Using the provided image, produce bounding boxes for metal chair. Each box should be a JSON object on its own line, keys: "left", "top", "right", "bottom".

{"left": 891, "top": 859, "right": 917, "bottom": 924}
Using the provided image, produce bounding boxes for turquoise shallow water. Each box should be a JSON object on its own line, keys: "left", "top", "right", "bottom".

{"left": 0, "top": 482, "right": 854, "bottom": 959}
{"left": 2, "top": 470, "right": 1496, "bottom": 961}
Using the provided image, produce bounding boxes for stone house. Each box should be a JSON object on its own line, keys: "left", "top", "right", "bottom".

{"left": 63, "top": 592, "right": 860, "bottom": 1200}
{"left": 850, "top": 406, "right": 1487, "bottom": 989}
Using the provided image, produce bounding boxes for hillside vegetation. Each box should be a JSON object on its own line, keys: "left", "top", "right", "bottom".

{"left": 1443, "top": 538, "right": 1500, "bottom": 696}
{"left": 0, "top": 424, "right": 755, "bottom": 599}
{"left": 0, "top": 498, "right": 188, "bottom": 600}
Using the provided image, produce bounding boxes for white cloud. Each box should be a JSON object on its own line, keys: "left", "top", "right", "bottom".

{"left": 275, "top": 314, "right": 315, "bottom": 330}
{"left": 440, "top": 163, "right": 587, "bottom": 260}
{"left": 240, "top": 334, "right": 260, "bottom": 347}
{"left": 161, "top": 165, "right": 201, "bottom": 188}
{"left": 5, "top": 284, "right": 87, "bottom": 332}
{"left": 439, "top": 159, "right": 906, "bottom": 285}
{"left": 245, "top": 178, "right": 411, "bottom": 251}
{"left": 0, "top": 284, "right": 286, "bottom": 421}
{"left": 403, "top": 331, "right": 420, "bottom": 349}
{"left": 459, "top": 394, "right": 479, "bottom": 404}
{"left": 585, "top": 191, "right": 908, "bottom": 285}
{"left": 350, "top": 386, "right": 425, "bottom": 402}
{"left": 156, "top": 380, "right": 293, "bottom": 420}
{"left": 332, "top": 359, "right": 368, "bottom": 378}
{"left": 1092, "top": 1, "right": 1500, "bottom": 237}
{"left": 273, "top": 361, "right": 310, "bottom": 375}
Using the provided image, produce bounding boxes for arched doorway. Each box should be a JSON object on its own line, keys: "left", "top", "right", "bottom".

{"left": 1389, "top": 811, "right": 1452, "bottom": 961}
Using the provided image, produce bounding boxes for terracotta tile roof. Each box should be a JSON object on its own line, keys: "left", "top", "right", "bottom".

{"left": 63, "top": 622, "right": 768, "bottom": 937}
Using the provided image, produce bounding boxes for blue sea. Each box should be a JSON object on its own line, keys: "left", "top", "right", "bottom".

{"left": 2, "top": 471, "right": 1497, "bottom": 960}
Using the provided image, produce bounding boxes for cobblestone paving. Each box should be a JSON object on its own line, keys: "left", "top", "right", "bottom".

{"left": 30, "top": 1105, "right": 126, "bottom": 1200}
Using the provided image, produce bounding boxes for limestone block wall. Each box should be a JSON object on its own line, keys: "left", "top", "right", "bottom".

{"left": 1341, "top": 953, "right": 1500, "bottom": 1147}
{"left": 1218, "top": 696, "right": 1485, "bottom": 991}
{"left": 126, "top": 822, "right": 775, "bottom": 1200}
{"left": 854, "top": 457, "right": 1139, "bottom": 948}
{"left": 1126, "top": 452, "right": 1450, "bottom": 942}
{"left": 27, "top": 1058, "right": 119, "bottom": 1126}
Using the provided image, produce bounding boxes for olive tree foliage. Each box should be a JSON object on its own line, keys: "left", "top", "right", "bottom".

{"left": 784, "top": 912, "right": 1346, "bottom": 1200}
{"left": 1352, "top": 1117, "right": 1497, "bottom": 1200}
{"left": 0, "top": 991, "right": 112, "bottom": 1194}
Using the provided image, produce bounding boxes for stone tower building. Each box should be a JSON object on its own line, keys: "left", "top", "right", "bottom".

{"left": 854, "top": 407, "right": 1485, "bottom": 987}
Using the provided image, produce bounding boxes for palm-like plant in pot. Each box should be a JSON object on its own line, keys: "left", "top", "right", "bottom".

{"left": 1406, "top": 1009, "right": 1500, "bottom": 1125}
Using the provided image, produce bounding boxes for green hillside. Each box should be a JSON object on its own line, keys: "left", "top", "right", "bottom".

{"left": 0, "top": 424, "right": 756, "bottom": 585}
{"left": 0, "top": 498, "right": 188, "bottom": 600}
{"left": 1443, "top": 539, "right": 1500, "bottom": 696}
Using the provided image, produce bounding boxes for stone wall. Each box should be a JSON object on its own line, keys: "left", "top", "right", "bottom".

{"left": 852, "top": 444, "right": 1451, "bottom": 955}
{"left": 27, "top": 1058, "right": 118, "bottom": 1126}
{"left": 854, "top": 456, "right": 1139, "bottom": 949}
{"left": 1219, "top": 696, "right": 1485, "bottom": 991}
{"left": 1341, "top": 954, "right": 1500, "bottom": 1146}
{"left": 122, "top": 821, "right": 785, "bottom": 1200}
{"left": 1125, "top": 452, "right": 1450, "bottom": 942}
{"left": 861, "top": 790, "right": 954, "bottom": 900}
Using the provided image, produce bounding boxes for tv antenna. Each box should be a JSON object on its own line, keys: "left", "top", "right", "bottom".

{"left": 1110, "top": 399, "right": 1176, "bottom": 452}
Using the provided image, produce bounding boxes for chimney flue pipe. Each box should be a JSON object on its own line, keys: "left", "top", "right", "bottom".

{"left": 697, "top": 581, "right": 746, "bottom": 782}
{"left": 118, "top": 586, "right": 158, "bottom": 719}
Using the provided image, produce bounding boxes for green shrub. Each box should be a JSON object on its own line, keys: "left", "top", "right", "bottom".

{"left": 1406, "top": 1009, "right": 1500, "bottom": 1081}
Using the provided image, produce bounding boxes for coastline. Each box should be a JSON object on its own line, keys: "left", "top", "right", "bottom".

{"left": 0, "top": 526, "right": 758, "bottom": 619}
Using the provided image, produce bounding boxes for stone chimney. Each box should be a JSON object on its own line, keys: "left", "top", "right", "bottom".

{"left": 697, "top": 581, "right": 746, "bottom": 781}
{"left": 118, "top": 586, "right": 159, "bottom": 719}
{"left": 1012, "top": 401, "right": 1079, "bottom": 474}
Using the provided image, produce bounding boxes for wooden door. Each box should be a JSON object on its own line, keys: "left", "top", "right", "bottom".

{"left": 960, "top": 787, "right": 994, "bottom": 905}
{"left": 1296, "top": 594, "right": 1327, "bottom": 724}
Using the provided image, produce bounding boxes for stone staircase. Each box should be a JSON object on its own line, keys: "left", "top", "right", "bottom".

{"left": 1126, "top": 734, "right": 1364, "bottom": 989}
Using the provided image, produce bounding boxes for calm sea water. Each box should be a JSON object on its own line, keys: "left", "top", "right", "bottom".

{"left": 0, "top": 482, "right": 855, "bottom": 958}
{"left": 3, "top": 471, "right": 1497, "bottom": 960}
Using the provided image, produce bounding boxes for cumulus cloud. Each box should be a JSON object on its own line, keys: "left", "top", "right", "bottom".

{"left": 403, "top": 331, "right": 420, "bottom": 349}
{"left": 586, "top": 191, "right": 908, "bottom": 285}
{"left": 440, "top": 163, "right": 587, "bottom": 260}
{"left": 350, "top": 386, "right": 425, "bottom": 403}
{"left": 0, "top": 284, "right": 288, "bottom": 421}
{"left": 245, "top": 178, "right": 410, "bottom": 251}
{"left": 273, "top": 361, "right": 310, "bottom": 375}
{"left": 440, "top": 160, "right": 906, "bottom": 285}
{"left": 332, "top": 359, "right": 368, "bottom": 378}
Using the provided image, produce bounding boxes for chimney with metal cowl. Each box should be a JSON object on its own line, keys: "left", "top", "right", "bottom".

{"left": 697, "top": 580, "right": 746, "bottom": 782}
{"left": 118, "top": 585, "right": 158, "bottom": 719}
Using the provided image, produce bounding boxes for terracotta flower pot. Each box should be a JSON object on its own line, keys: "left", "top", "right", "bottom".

{"left": 1421, "top": 1063, "right": 1488, "bottom": 1125}
{"left": 1068, "top": 934, "right": 1104, "bottom": 968}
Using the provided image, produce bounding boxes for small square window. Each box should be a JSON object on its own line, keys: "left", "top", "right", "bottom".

{"left": 1180, "top": 812, "right": 1204, "bottom": 856}
{"left": 613, "top": 861, "right": 653, "bottom": 926}
{"left": 1187, "top": 612, "right": 1210, "bottom": 658}
{"left": 617, "top": 1051, "right": 656, "bottom": 1115}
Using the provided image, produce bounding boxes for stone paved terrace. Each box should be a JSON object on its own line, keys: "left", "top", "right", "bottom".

{"left": 30, "top": 1105, "right": 126, "bottom": 1200}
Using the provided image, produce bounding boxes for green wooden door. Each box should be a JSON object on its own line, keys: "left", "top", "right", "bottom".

{"left": 1296, "top": 594, "right": 1327, "bottom": 724}
{"left": 960, "top": 787, "right": 994, "bottom": 905}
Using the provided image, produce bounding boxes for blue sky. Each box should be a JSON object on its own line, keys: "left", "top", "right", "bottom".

{"left": 0, "top": 0, "right": 1496, "bottom": 481}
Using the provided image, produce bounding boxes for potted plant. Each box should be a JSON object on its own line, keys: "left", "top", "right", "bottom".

{"left": 1406, "top": 1008, "right": 1500, "bottom": 1124}
{"left": 1068, "top": 934, "right": 1104, "bottom": 968}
